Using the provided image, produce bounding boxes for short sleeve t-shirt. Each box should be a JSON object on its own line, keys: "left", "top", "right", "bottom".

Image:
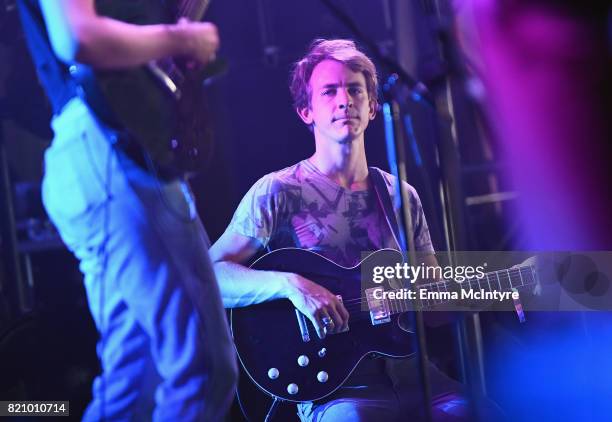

{"left": 227, "top": 160, "right": 434, "bottom": 266}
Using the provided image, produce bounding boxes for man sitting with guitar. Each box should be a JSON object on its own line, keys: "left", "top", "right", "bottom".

{"left": 18, "top": 0, "right": 237, "bottom": 420}
{"left": 211, "top": 39, "right": 500, "bottom": 421}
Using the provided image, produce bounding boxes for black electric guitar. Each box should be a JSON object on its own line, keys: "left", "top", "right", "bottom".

{"left": 72, "top": 0, "right": 225, "bottom": 175}
{"left": 231, "top": 248, "right": 538, "bottom": 405}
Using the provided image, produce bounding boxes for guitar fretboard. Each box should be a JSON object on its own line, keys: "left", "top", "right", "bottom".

{"left": 383, "top": 265, "right": 537, "bottom": 315}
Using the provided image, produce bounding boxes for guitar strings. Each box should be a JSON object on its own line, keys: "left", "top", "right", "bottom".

{"left": 338, "top": 266, "right": 533, "bottom": 306}
{"left": 178, "top": 0, "right": 209, "bottom": 20}
{"left": 336, "top": 266, "right": 535, "bottom": 313}
{"left": 178, "top": 0, "right": 196, "bottom": 16}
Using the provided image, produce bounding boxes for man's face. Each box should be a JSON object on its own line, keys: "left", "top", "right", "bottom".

{"left": 298, "top": 60, "right": 376, "bottom": 145}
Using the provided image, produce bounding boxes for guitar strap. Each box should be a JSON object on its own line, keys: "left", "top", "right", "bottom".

{"left": 17, "top": 0, "right": 78, "bottom": 115}
{"left": 369, "top": 167, "right": 403, "bottom": 251}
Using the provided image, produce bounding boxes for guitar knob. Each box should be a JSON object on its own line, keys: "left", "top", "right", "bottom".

{"left": 317, "top": 371, "right": 329, "bottom": 383}
{"left": 318, "top": 348, "right": 327, "bottom": 358}
{"left": 267, "top": 368, "right": 279, "bottom": 380}
{"left": 297, "top": 355, "right": 309, "bottom": 367}
{"left": 287, "top": 383, "right": 299, "bottom": 395}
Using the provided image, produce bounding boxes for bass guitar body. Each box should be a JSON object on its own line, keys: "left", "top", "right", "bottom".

{"left": 72, "top": 0, "right": 219, "bottom": 174}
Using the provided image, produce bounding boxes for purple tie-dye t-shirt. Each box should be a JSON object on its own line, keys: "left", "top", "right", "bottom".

{"left": 227, "top": 160, "right": 434, "bottom": 266}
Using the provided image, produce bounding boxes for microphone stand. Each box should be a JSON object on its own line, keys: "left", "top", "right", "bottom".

{"left": 381, "top": 76, "right": 433, "bottom": 422}
{"left": 318, "top": 1, "right": 489, "bottom": 421}
{"left": 317, "top": 1, "right": 439, "bottom": 420}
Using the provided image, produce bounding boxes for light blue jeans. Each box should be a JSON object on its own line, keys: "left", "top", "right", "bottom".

{"left": 42, "top": 98, "right": 237, "bottom": 421}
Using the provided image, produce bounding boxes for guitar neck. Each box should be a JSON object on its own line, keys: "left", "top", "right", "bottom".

{"left": 386, "top": 265, "right": 537, "bottom": 314}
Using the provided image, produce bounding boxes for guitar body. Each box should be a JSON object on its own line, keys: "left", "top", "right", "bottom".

{"left": 73, "top": 0, "right": 217, "bottom": 174}
{"left": 231, "top": 248, "right": 538, "bottom": 417}
{"left": 231, "top": 248, "right": 414, "bottom": 403}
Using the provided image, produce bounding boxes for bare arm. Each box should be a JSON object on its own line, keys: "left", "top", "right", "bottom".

{"left": 209, "top": 232, "right": 290, "bottom": 308}
{"left": 210, "top": 231, "right": 349, "bottom": 338}
{"left": 40, "top": 0, "right": 219, "bottom": 68}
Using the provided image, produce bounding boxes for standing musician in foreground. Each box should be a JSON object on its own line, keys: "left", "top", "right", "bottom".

{"left": 211, "top": 39, "right": 502, "bottom": 421}
{"left": 18, "top": 0, "right": 237, "bottom": 420}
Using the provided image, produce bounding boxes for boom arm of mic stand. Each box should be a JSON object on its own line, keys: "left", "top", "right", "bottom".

{"left": 318, "top": 0, "right": 435, "bottom": 109}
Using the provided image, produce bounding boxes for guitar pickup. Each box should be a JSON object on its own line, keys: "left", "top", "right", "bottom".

{"left": 365, "top": 288, "right": 391, "bottom": 325}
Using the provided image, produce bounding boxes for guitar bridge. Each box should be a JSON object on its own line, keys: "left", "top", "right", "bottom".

{"left": 365, "top": 288, "right": 391, "bottom": 325}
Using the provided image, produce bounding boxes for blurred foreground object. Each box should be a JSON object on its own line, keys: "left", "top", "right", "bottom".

{"left": 455, "top": 0, "right": 612, "bottom": 250}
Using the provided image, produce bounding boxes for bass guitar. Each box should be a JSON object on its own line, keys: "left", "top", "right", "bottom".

{"left": 71, "top": 0, "right": 225, "bottom": 175}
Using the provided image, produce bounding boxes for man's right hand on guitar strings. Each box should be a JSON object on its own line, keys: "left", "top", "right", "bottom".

{"left": 284, "top": 273, "right": 350, "bottom": 339}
